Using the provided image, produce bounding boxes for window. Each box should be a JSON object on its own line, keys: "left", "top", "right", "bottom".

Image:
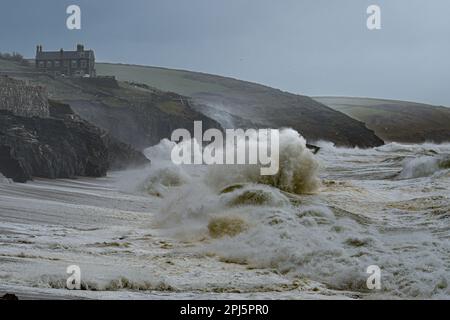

{"left": 64, "top": 60, "right": 69, "bottom": 67}
{"left": 71, "top": 60, "right": 78, "bottom": 68}
{"left": 80, "top": 60, "right": 87, "bottom": 68}
{"left": 55, "top": 61, "right": 60, "bottom": 68}
{"left": 47, "top": 61, "right": 52, "bottom": 68}
{"left": 38, "top": 61, "right": 45, "bottom": 68}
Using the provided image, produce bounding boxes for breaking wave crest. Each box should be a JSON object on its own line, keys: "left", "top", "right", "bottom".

{"left": 399, "top": 155, "right": 450, "bottom": 179}
{"left": 139, "top": 128, "right": 320, "bottom": 197}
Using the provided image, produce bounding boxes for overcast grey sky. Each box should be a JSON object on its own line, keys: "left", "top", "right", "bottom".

{"left": 1, "top": 0, "right": 449, "bottom": 106}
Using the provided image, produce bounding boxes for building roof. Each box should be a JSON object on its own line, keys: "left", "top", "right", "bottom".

{"left": 36, "top": 50, "right": 95, "bottom": 60}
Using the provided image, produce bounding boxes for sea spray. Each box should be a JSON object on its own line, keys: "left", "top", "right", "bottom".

{"left": 398, "top": 155, "right": 450, "bottom": 179}
{"left": 206, "top": 129, "right": 320, "bottom": 194}
{"left": 136, "top": 129, "right": 320, "bottom": 239}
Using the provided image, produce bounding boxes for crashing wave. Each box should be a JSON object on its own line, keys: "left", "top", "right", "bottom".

{"left": 398, "top": 155, "right": 450, "bottom": 179}
{"left": 206, "top": 129, "right": 320, "bottom": 194}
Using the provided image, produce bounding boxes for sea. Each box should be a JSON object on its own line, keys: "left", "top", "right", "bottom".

{"left": 0, "top": 130, "right": 449, "bottom": 299}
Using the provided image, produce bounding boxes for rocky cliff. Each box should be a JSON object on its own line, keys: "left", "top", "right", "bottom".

{"left": 2, "top": 59, "right": 384, "bottom": 150}
{"left": 0, "top": 76, "right": 149, "bottom": 183}
{"left": 97, "top": 63, "right": 385, "bottom": 148}
{"left": 0, "top": 61, "right": 224, "bottom": 151}
{"left": 0, "top": 107, "right": 148, "bottom": 183}
{"left": 48, "top": 100, "right": 149, "bottom": 170}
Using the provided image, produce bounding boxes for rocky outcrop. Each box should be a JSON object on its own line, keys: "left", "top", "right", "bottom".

{"left": 102, "top": 134, "right": 150, "bottom": 170}
{"left": 0, "top": 110, "right": 107, "bottom": 182}
{"left": 1, "top": 293, "right": 19, "bottom": 300}
{"left": 0, "top": 106, "right": 148, "bottom": 183}
{"left": 0, "top": 76, "right": 50, "bottom": 118}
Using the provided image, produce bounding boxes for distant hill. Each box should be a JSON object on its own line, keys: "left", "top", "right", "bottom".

{"left": 97, "top": 63, "right": 384, "bottom": 148}
{"left": 314, "top": 97, "right": 450, "bottom": 143}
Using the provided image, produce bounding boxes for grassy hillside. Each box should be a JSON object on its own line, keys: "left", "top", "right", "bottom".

{"left": 315, "top": 97, "right": 450, "bottom": 143}
{"left": 97, "top": 63, "right": 384, "bottom": 148}
{"left": 98, "top": 63, "right": 226, "bottom": 96}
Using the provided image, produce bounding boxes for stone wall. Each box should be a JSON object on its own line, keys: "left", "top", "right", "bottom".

{"left": 0, "top": 76, "right": 50, "bottom": 118}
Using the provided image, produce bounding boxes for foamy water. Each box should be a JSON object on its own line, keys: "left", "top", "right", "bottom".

{"left": 0, "top": 134, "right": 449, "bottom": 299}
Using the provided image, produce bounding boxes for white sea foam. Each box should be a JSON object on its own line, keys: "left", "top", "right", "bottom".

{"left": 2, "top": 136, "right": 449, "bottom": 299}
{"left": 399, "top": 155, "right": 450, "bottom": 179}
{"left": 138, "top": 137, "right": 450, "bottom": 298}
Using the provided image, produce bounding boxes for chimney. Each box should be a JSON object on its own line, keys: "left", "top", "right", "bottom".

{"left": 77, "top": 44, "right": 84, "bottom": 52}
{"left": 60, "top": 48, "right": 64, "bottom": 56}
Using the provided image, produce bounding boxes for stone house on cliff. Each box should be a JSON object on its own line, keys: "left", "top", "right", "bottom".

{"left": 35, "top": 44, "right": 96, "bottom": 77}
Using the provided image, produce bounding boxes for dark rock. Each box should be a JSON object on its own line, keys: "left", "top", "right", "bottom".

{"left": 0, "top": 144, "right": 30, "bottom": 182}
{"left": 1, "top": 293, "right": 19, "bottom": 300}
{"left": 48, "top": 99, "right": 75, "bottom": 118}
{"left": 102, "top": 134, "right": 149, "bottom": 170}
{"left": 48, "top": 100, "right": 149, "bottom": 170}
{"left": 0, "top": 108, "right": 148, "bottom": 183}
{"left": 77, "top": 76, "right": 120, "bottom": 89}
{"left": 65, "top": 90, "right": 223, "bottom": 150}
{"left": 306, "top": 144, "right": 320, "bottom": 154}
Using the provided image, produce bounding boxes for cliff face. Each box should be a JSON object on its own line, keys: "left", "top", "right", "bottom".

{"left": 31, "top": 76, "right": 224, "bottom": 150}
{"left": 97, "top": 63, "right": 385, "bottom": 148}
{"left": 64, "top": 83, "right": 223, "bottom": 149}
{"left": 0, "top": 110, "right": 108, "bottom": 182}
{"left": 0, "top": 76, "right": 149, "bottom": 183}
{"left": 0, "top": 76, "right": 50, "bottom": 118}
{"left": 48, "top": 100, "right": 149, "bottom": 170}
{"left": 0, "top": 107, "right": 148, "bottom": 183}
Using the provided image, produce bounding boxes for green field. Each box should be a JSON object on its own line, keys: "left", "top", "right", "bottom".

{"left": 98, "top": 63, "right": 227, "bottom": 96}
